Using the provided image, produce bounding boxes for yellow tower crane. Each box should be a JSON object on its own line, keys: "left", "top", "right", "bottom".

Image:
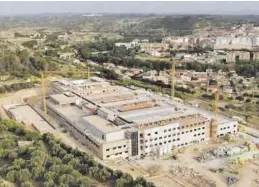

{"left": 41, "top": 67, "right": 95, "bottom": 117}
{"left": 211, "top": 76, "right": 219, "bottom": 138}
{"left": 171, "top": 61, "right": 175, "bottom": 100}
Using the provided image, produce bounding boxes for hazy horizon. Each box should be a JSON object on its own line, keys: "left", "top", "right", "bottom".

{"left": 1, "top": 1, "right": 259, "bottom": 16}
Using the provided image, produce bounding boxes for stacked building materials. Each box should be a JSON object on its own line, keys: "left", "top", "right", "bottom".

{"left": 229, "top": 151, "right": 259, "bottom": 164}
{"left": 196, "top": 152, "right": 215, "bottom": 163}
{"left": 227, "top": 146, "right": 248, "bottom": 156}
{"left": 212, "top": 146, "right": 228, "bottom": 157}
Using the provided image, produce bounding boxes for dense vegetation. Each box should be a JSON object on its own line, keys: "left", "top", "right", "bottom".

{"left": 0, "top": 82, "right": 35, "bottom": 94}
{"left": 0, "top": 49, "right": 59, "bottom": 78}
{"left": 0, "top": 14, "right": 253, "bottom": 35}
{"left": 83, "top": 51, "right": 230, "bottom": 73}
{"left": 14, "top": 32, "right": 28, "bottom": 38}
{"left": 115, "top": 79, "right": 190, "bottom": 100}
{"left": 0, "top": 119, "right": 155, "bottom": 187}
{"left": 133, "top": 77, "right": 195, "bottom": 95}
{"left": 22, "top": 40, "right": 38, "bottom": 49}
{"left": 235, "top": 60, "right": 259, "bottom": 77}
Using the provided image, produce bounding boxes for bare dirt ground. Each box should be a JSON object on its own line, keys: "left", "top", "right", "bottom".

{"left": 105, "top": 137, "right": 259, "bottom": 187}
{"left": 0, "top": 87, "right": 41, "bottom": 119}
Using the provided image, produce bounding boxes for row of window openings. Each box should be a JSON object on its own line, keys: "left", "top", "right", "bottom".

{"left": 142, "top": 121, "right": 206, "bottom": 132}
{"left": 144, "top": 142, "right": 190, "bottom": 149}
{"left": 144, "top": 132, "right": 205, "bottom": 143}
{"left": 194, "top": 132, "right": 205, "bottom": 137}
{"left": 218, "top": 131, "right": 236, "bottom": 137}
{"left": 145, "top": 127, "right": 205, "bottom": 137}
{"left": 146, "top": 138, "right": 180, "bottom": 146}
{"left": 106, "top": 145, "right": 127, "bottom": 152}
{"left": 106, "top": 151, "right": 129, "bottom": 158}
{"left": 221, "top": 125, "right": 236, "bottom": 130}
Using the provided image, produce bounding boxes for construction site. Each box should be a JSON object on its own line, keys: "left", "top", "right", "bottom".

{"left": 1, "top": 69, "right": 259, "bottom": 187}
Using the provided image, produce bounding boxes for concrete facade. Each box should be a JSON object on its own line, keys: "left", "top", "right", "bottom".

{"left": 139, "top": 116, "right": 208, "bottom": 156}
{"left": 46, "top": 78, "right": 238, "bottom": 160}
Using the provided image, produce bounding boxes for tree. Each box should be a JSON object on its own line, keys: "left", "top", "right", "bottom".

{"left": 45, "top": 50, "right": 58, "bottom": 57}
{"left": 17, "top": 169, "right": 31, "bottom": 182}
{"left": 21, "top": 181, "right": 35, "bottom": 187}
{"left": 121, "top": 173, "right": 133, "bottom": 185}
{"left": 135, "top": 184, "right": 144, "bottom": 187}
{"left": 25, "top": 131, "right": 41, "bottom": 141}
{"left": 245, "top": 98, "right": 251, "bottom": 103}
{"left": 58, "top": 174, "right": 75, "bottom": 186}
{"left": 243, "top": 92, "right": 249, "bottom": 97}
{"left": 79, "top": 45, "right": 90, "bottom": 59}
{"left": 43, "top": 180, "right": 55, "bottom": 187}
{"left": 50, "top": 144, "right": 63, "bottom": 156}
{"left": 22, "top": 40, "right": 38, "bottom": 49}
{"left": 236, "top": 96, "right": 244, "bottom": 102}
{"left": 0, "top": 149, "right": 6, "bottom": 159}
{"left": 18, "top": 50, "right": 30, "bottom": 64}
{"left": 6, "top": 170, "right": 16, "bottom": 183}
{"left": 7, "top": 151, "right": 18, "bottom": 160}
{"left": 44, "top": 171, "right": 57, "bottom": 182}
{"left": 31, "top": 166, "right": 45, "bottom": 179}
{"left": 57, "top": 148, "right": 67, "bottom": 158}
{"left": 62, "top": 154, "right": 74, "bottom": 163}
{"left": 115, "top": 178, "right": 127, "bottom": 187}
{"left": 68, "top": 158, "right": 80, "bottom": 168}
{"left": 12, "top": 158, "right": 25, "bottom": 168}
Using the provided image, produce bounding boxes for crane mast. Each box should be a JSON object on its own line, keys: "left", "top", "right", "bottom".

{"left": 171, "top": 61, "right": 175, "bottom": 100}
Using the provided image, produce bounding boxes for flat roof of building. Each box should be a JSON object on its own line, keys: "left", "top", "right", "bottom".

{"left": 48, "top": 102, "right": 88, "bottom": 123}
{"left": 50, "top": 93, "right": 76, "bottom": 104}
{"left": 86, "top": 90, "right": 134, "bottom": 101}
{"left": 47, "top": 100, "right": 90, "bottom": 133}
{"left": 100, "top": 96, "right": 153, "bottom": 108}
{"left": 7, "top": 104, "right": 54, "bottom": 133}
{"left": 139, "top": 115, "right": 208, "bottom": 129}
{"left": 118, "top": 104, "right": 194, "bottom": 124}
{"left": 82, "top": 115, "right": 119, "bottom": 133}
{"left": 51, "top": 79, "right": 238, "bottom": 128}
{"left": 172, "top": 101, "right": 237, "bottom": 125}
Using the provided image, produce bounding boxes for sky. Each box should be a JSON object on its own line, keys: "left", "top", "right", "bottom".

{"left": 1, "top": 1, "right": 259, "bottom": 15}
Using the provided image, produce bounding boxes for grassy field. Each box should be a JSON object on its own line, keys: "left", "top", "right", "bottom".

{"left": 135, "top": 54, "right": 172, "bottom": 62}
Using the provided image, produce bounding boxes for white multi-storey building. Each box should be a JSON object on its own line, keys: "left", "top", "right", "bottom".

{"left": 47, "top": 78, "right": 238, "bottom": 160}
{"left": 214, "top": 36, "right": 259, "bottom": 50}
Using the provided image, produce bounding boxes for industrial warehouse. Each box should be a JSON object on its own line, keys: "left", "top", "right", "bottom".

{"left": 44, "top": 77, "right": 238, "bottom": 160}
